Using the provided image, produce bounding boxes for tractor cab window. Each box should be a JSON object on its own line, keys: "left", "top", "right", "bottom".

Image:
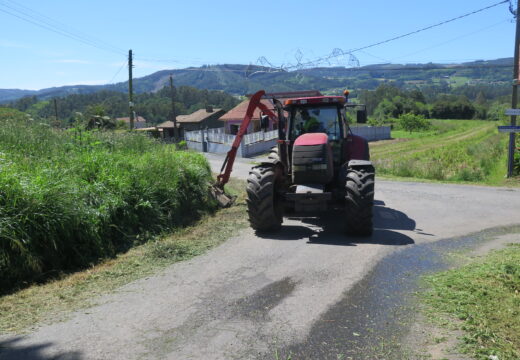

{"left": 290, "top": 106, "right": 342, "bottom": 140}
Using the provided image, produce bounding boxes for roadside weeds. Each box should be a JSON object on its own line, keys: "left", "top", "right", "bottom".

{"left": 0, "top": 178, "right": 248, "bottom": 335}
{"left": 418, "top": 243, "right": 520, "bottom": 359}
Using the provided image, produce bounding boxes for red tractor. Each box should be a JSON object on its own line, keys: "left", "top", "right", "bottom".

{"left": 213, "top": 90, "right": 374, "bottom": 236}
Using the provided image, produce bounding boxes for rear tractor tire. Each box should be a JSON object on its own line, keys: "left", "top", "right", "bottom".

{"left": 345, "top": 166, "right": 375, "bottom": 236}
{"left": 246, "top": 164, "right": 283, "bottom": 232}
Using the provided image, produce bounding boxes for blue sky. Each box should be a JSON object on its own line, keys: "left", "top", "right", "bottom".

{"left": 0, "top": 0, "right": 516, "bottom": 90}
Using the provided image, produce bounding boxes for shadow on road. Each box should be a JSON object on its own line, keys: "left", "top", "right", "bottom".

{"left": 256, "top": 199, "right": 417, "bottom": 246}
{"left": 0, "top": 337, "right": 82, "bottom": 360}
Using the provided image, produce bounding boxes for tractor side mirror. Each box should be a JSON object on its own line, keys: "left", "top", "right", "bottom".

{"left": 261, "top": 115, "right": 269, "bottom": 131}
{"left": 357, "top": 109, "right": 367, "bottom": 124}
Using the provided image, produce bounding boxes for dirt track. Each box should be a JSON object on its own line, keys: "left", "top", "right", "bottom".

{"left": 1, "top": 153, "right": 519, "bottom": 360}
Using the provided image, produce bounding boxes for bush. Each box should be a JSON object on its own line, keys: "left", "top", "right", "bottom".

{"left": 0, "top": 108, "right": 215, "bottom": 293}
{"left": 431, "top": 96, "right": 476, "bottom": 119}
{"left": 398, "top": 113, "right": 431, "bottom": 133}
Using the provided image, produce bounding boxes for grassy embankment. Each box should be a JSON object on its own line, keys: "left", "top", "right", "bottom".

{"left": 0, "top": 107, "right": 222, "bottom": 293}
{"left": 422, "top": 245, "right": 520, "bottom": 359}
{"left": 370, "top": 120, "right": 512, "bottom": 185}
{"left": 0, "top": 107, "right": 249, "bottom": 333}
{"left": 0, "top": 178, "right": 247, "bottom": 334}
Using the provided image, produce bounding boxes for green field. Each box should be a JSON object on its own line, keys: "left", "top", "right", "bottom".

{"left": 370, "top": 120, "right": 510, "bottom": 184}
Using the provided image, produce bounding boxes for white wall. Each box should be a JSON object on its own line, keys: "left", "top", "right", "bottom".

{"left": 185, "top": 126, "right": 391, "bottom": 158}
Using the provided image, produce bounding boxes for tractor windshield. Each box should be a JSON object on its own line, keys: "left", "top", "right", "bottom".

{"left": 290, "top": 106, "right": 342, "bottom": 140}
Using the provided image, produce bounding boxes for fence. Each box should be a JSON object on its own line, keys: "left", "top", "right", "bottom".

{"left": 350, "top": 126, "right": 391, "bottom": 141}
{"left": 184, "top": 128, "right": 278, "bottom": 157}
{"left": 186, "top": 128, "right": 277, "bottom": 146}
{"left": 184, "top": 126, "right": 390, "bottom": 158}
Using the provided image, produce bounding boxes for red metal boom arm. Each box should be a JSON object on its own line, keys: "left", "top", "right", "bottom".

{"left": 216, "top": 90, "right": 278, "bottom": 187}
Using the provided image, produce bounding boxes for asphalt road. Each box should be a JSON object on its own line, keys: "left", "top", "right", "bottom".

{"left": 1, "top": 153, "right": 520, "bottom": 360}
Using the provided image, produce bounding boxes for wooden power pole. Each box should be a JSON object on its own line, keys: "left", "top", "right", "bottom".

{"left": 53, "top": 98, "right": 59, "bottom": 123}
{"left": 508, "top": 0, "right": 520, "bottom": 177}
{"left": 169, "top": 74, "right": 179, "bottom": 141}
{"left": 128, "top": 49, "right": 134, "bottom": 131}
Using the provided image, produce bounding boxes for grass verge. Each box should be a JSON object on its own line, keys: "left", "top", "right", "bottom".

{"left": 371, "top": 120, "right": 517, "bottom": 185}
{"left": 0, "top": 108, "right": 217, "bottom": 292}
{"left": 421, "top": 244, "right": 520, "bottom": 359}
{"left": 0, "top": 178, "right": 248, "bottom": 334}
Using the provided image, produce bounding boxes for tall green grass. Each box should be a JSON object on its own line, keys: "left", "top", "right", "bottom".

{"left": 372, "top": 120, "right": 506, "bottom": 183}
{"left": 0, "top": 108, "right": 216, "bottom": 293}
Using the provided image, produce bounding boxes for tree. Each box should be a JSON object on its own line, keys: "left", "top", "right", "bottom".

{"left": 487, "top": 102, "right": 508, "bottom": 122}
{"left": 373, "top": 99, "right": 397, "bottom": 122}
{"left": 431, "top": 95, "right": 476, "bottom": 119}
{"left": 398, "top": 113, "right": 431, "bottom": 133}
{"left": 475, "top": 91, "right": 487, "bottom": 106}
{"left": 408, "top": 89, "right": 426, "bottom": 103}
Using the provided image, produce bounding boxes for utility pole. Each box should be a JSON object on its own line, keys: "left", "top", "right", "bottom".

{"left": 508, "top": 0, "right": 520, "bottom": 177}
{"left": 169, "top": 74, "right": 179, "bottom": 141}
{"left": 53, "top": 98, "right": 59, "bottom": 123}
{"left": 128, "top": 49, "right": 134, "bottom": 131}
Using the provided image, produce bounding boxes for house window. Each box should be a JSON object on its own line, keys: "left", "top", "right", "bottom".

{"left": 230, "top": 124, "right": 239, "bottom": 135}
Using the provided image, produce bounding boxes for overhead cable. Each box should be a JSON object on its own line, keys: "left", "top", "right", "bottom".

{"left": 0, "top": 0, "right": 126, "bottom": 55}
{"left": 285, "top": 0, "right": 510, "bottom": 70}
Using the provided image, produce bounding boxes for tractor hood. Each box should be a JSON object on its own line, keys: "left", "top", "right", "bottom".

{"left": 292, "top": 133, "right": 333, "bottom": 185}
{"left": 293, "top": 133, "right": 328, "bottom": 146}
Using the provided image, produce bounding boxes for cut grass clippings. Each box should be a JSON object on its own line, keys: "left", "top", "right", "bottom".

{"left": 422, "top": 244, "right": 520, "bottom": 360}
{"left": 0, "top": 178, "right": 248, "bottom": 334}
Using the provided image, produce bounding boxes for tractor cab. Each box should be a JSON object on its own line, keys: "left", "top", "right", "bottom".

{"left": 285, "top": 96, "right": 347, "bottom": 141}
{"left": 282, "top": 96, "right": 370, "bottom": 177}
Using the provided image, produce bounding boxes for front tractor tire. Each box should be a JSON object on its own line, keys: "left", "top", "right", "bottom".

{"left": 246, "top": 165, "right": 283, "bottom": 232}
{"left": 345, "top": 166, "right": 375, "bottom": 236}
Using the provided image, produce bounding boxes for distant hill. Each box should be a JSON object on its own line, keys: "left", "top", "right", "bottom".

{"left": 0, "top": 58, "right": 513, "bottom": 103}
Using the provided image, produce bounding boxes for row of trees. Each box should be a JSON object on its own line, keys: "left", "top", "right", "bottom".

{"left": 9, "top": 86, "right": 240, "bottom": 127}
{"left": 357, "top": 83, "right": 509, "bottom": 124}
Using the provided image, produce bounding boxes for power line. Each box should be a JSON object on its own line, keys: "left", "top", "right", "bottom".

{"left": 391, "top": 18, "right": 511, "bottom": 62}
{"left": 0, "top": 0, "right": 126, "bottom": 55}
{"left": 137, "top": 1, "right": 510, "bottom": 73}
{"left": 0, "top": 0, "right": 511, "bottom": 80}
{"left": 351, "top": 1, "right": 509, "bottom": 53}
{"left": 288, "top": 0, "right": 509, "bottom": 70}
{"left": 4, "top": 0, "right": 126, "bottom": 54}
{"left": 108, "top": 62, "right": 127, "bottom": 84}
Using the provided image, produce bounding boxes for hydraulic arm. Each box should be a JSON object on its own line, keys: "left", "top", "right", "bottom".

{"left": 210, "top": 90, "right": 278, "bottom": 207}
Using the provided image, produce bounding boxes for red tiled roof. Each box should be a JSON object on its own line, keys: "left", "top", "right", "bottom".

{"left": 176, "top": 108, "right": 224, "bottom": 123}
{"left": 219, "top": 99, "right": 274, "bottom": 122}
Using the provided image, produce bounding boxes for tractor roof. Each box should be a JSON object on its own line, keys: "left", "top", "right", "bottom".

{"left": 283, "top": 96, "right": 345, "bottom": 107}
